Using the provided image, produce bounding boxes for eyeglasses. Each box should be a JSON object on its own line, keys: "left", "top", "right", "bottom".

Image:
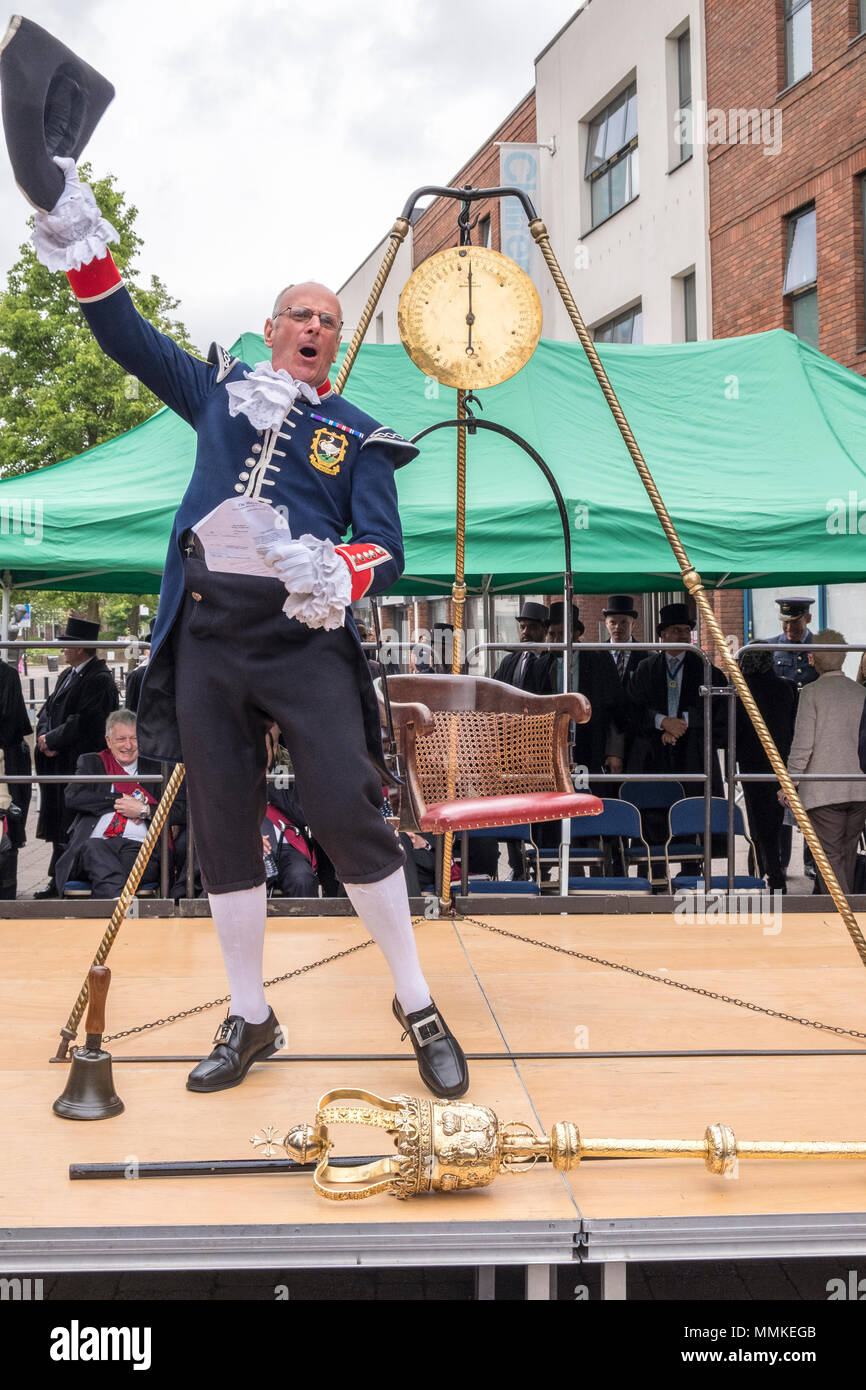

{"left": 273, "top": 304, "right": 342, "bottom": 333}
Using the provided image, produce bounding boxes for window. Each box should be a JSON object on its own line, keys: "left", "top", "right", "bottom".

{"left": 860, "top": 0, "right": 866, "bottom": 36}
{"left": 585, "top": 82, "right": 639, "bottom": 227}
{"left": 784, "top": 0, "right": 812, "bottom": 86}
{"left": 683, "top": 273, "right": 697, "bottom": 341}
{"left": 478, "top": 214, "right": 492, "bottom": 248}
{"left": 676, "top": 30, "right": 692, "bottom": 163}
{"left": 784, "top": 205, "right": 818, "bottom": 348}
{"left": 594, "top": 303, "right": 643, "bottom": 344}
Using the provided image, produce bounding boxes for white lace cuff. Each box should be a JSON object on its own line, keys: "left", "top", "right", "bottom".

{"left": 31, "top": 160, "right": 118, "bottom": 272}
{"left": 281, "top": 534, "right": 352, "bottom": 630}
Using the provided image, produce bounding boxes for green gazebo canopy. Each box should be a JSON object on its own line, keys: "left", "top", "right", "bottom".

{"left": 1, "top": 327, "right": 864, "bottom": 595}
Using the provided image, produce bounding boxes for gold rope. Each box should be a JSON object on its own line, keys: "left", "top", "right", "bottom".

{"left": 58, "top": 762, "right": 187, "bottom": 1056}
{"left": 333, "top": 220, "right": 411, "bottom": 396}
{"left": 530, "top": 218, "right": 866, "bottom": 970}
{"left": 439, "top": 389, "right": 469, "bottom": 905}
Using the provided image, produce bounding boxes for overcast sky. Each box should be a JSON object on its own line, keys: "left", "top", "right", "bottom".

{"left": 0, "top": 0, "right": 582, "bottom": 350}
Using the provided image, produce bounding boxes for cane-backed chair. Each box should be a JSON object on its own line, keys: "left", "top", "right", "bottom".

{"left": 376, "top": 675, "right": 603, "bottom": 833}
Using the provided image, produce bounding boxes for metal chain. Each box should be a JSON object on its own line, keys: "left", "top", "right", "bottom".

{"left": 104, "top": 909, "right": 866, "bottom": 1046}
{"left": 103, "top": 935, "right": 377, "bottom": 1043}
{"left": 456, "top": 912, "right": 866, "bottom": 1043}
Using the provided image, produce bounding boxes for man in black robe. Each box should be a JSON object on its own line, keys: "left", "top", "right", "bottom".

{"left": 34, "top": 617, "right": 118, "bottom": 896}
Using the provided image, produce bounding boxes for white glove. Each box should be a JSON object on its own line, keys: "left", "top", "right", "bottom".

{"left": 259, "top": 533, "right": 352, "bottom": 631}
{"left": 31, "top": 157, "right": 118, "bottom": 272}
{"left": 259, "top": 538, "right": 319, "bottom": 593}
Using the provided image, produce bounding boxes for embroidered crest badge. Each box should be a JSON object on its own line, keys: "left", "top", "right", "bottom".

{"left": 310, "top": 427, "right": 348, "bottom": 475}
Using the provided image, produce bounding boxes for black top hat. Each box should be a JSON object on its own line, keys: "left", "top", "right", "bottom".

{"left": 603, "top": 594, "right": 638, "bottom": 618}
{"left": 57, "top": 616, "right": 100, "bottom": 644}
{"left": 775, "top": 597, "right": 814, "bottom": 618}
{"left": 547, "top": 601, "right": 585, "bottom": 637}
{"left": 517, "top": 601, "right": 549, "bottom": 625}
{"left": 656, "top": 603, "right": 695, "bottom": 634}
{"left": 0, "top": 16, "right": 115, "bottom": 212}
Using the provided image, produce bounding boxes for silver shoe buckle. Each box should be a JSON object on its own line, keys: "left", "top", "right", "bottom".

{"left": 213, "top": 1018, "right": 237, "bottom": 1045}
{"left": 411, "top": 1012, "right": 445, "bottom": 1048}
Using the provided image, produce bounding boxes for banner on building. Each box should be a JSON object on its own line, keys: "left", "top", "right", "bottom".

{"left": 498, "top": 143, "right": 544, "bottom": 291}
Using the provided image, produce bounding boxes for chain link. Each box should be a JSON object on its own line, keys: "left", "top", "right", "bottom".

{"left": 103, "top": 936, "right": 377, "bottom": 1043}
{"left": 456, "top": 913, "right": 866, "bottom": 1043}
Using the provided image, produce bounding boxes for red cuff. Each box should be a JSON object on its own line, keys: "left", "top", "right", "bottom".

{"left": 67, "top": 251, "right": 123, "bottom": 302}
{"left": 335, "top": 543, "right": 392, "bottom": 600}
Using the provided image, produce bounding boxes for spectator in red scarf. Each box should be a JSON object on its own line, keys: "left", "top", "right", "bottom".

{"left": 56, "top": 711, "right": 184, "bottom": 898}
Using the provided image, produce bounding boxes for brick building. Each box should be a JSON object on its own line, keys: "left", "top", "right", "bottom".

{"left": 706, "top": 0, "right": 866, "bottom": 655}
{"left": 707, "top": 0, "right": 866, "bottom": 371}
{"left": 411, "top": 91, "right": 537, "bottom": 266}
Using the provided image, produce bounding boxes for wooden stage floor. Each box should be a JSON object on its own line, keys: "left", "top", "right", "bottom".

{"left": 2, "top": 909, "right": 866, "bottom": 1281}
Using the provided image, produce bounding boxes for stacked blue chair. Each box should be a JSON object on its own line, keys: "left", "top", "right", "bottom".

{"left": 664, "top": 798, "right": 766, "bottom": 891}
{"left": 564, "top": 799, "right": 653, "bottom": 893}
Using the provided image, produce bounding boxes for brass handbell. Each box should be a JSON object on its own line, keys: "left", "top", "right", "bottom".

{"left": 53, "top": 966, "right": 124, "bottom": 1121}
{"left": 253, "top": 1089, "right": 866, "bottom": 1202}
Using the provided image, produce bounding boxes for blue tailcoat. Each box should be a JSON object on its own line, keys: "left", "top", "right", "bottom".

{"left": 79, "top": 285, "right": 417, "bottom": 760}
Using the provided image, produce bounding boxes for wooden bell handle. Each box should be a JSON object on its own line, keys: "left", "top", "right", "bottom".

{"left": 84, "top": 966, "right": 111, "bottom": 1038}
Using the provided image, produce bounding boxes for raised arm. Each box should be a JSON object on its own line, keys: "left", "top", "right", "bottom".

{"left": 31, "top": 159, "right": 212, "bottom": 426}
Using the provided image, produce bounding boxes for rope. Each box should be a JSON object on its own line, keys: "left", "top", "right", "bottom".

{"left": 530, "top": 218, "right": 866, "bottom": 973}
{"left": 439, "top": 389, "right": 469, "bottom": 904}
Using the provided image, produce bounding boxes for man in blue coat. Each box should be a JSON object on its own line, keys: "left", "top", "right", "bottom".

{"left": 23, "top": 158, "right": 467, "bottom": 1101}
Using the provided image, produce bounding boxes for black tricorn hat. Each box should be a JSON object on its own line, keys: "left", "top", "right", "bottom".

{"left": 603, "top": 594, "right": 638, "bottom": 618}
{"left": 57, "top": 616, "right": 100, "bottom": 643}
{"left": 547, "top": 600, "right": 585, "bottom": 637}
{"left": 0, "top": 15, "right": 114, "bottom": 212}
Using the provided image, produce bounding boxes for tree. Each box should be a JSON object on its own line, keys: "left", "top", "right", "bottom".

{"left": 0, "top": 165, "right": 199, "bottom": 478}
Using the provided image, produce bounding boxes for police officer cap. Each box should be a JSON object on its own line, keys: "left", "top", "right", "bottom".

{"left": 776, "top": 597, "right": 814, "bottom": 618}
{"left": 517, "top": 602, "right": 549, "bottom": 625}
{"left": 603, "top": 594, "right": 638, "bottom": 618}
{"left": 0, "top": 15, "right": 115, "bottom": 213}
{"left": 548, "top": 601, "right": 585, "bottom": 636}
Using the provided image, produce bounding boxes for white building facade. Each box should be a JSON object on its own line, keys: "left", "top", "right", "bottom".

{"left": 337, "top": 229, "right": 414, "bottom": 344}
{"left": 534, "top": 0, "right": 711, "bottom": 346}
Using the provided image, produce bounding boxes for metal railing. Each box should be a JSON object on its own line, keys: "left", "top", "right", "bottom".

{"left": 4, "top": 638, "right": 865, "bottom": 904}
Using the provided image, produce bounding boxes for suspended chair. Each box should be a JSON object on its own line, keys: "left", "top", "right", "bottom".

{"left": 376, "top": 675, "right": 603, "bottom": 836}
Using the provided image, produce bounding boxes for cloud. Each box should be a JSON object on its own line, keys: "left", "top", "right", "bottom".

{"left": 0, "top": 0, "right": 578, "bottom": 349}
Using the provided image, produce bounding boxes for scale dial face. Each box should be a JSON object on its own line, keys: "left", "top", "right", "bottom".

{"left": 398, "top": 245, "right": 542, "bottom": 389}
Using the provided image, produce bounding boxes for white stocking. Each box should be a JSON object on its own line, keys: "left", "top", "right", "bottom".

{"left": 208, "top": 883, "right": 269, "bottom": 1023}
{"left": 343, "top": 866, "right": 432, "bottom": 1015}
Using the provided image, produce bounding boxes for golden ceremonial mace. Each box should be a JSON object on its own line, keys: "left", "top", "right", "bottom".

{"left": 259, "top": 1090, "right": 866, "bottom": 1200}
{"left": 68, "top": 1088, "right": 866, "bottom": 1194}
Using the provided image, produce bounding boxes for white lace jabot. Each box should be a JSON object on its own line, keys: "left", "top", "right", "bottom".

{"left": 225, "top": 362, "right": 320, "bottom": 431}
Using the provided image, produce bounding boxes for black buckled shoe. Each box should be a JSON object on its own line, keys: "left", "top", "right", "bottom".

{"left": 186, "top": 1008, "right": 285, "bottom": 1093}
{"left": 392, "top": 997, "right": 469, "bottom": 1100}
